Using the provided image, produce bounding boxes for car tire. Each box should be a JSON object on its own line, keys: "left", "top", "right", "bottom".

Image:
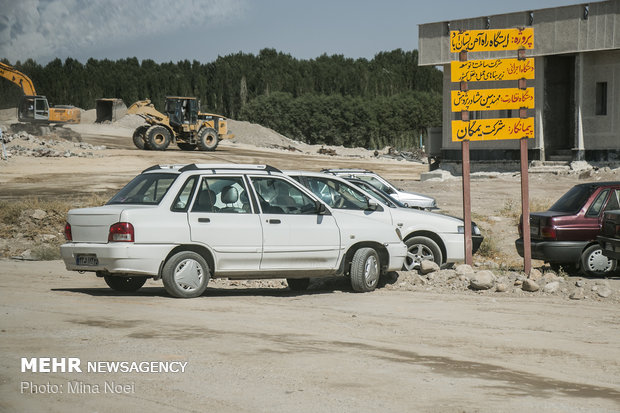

{"left": 103, "top": 275, "right": 147, "bottom": 292}
{"left": 197, "top": 128, "right": 219, "bottom": 151}
{"left": 404, "top": 236, "right": 442, "bottom": 271}
{"left": 146, "top": 125, "right": 171, "bottom": 151}
{"left": 286, "top": 278, "right": 310, "bottom": 291}
{"left": 132, "top": 125, "right": 149, "bottom": 150}
{"left": 350, "top": 247, "right": 380, "bottom": 292}
{"left": 580, "top": 244, "right": 616, "bottom": 277}
{"left": 162, "top": 251, "right": 210, "bottom": 298}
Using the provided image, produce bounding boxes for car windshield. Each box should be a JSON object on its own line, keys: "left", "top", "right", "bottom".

{"left": 348, "top": 179, "right": 405, "bottom": 208}
{"left": 107, "top": 173, "right": 178, "bottom": 205}
{"left": 548, "top": 185, "right": 596, "bottom": 214}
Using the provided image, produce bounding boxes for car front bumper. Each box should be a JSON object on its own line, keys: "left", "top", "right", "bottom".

{"left": 514, "top": 238, "right": 587, "bottom": 263}
{"left": 597, "top": 235, "right": 620, "bottom": 260}
{"left": 386, "top": 242, "right": 408, "bottom": 271}
{"left": 60, "top": 243, "right": 176, "bottom": 277}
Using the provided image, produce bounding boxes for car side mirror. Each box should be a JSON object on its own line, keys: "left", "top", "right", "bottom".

{"left": 316, "top": 201, "right": 330, "bottom": 215}
{"left": 385, "top": 187, "right": 395, "bottom": 194}
{"left": 367, "top": 198, "right": 379, "bottom": 211}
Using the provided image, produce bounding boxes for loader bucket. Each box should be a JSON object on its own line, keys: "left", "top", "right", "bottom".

{"left": 96, "top": 98, "right": 127, "bottom": 123}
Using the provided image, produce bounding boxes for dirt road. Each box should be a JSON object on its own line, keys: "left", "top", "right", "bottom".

{"left": 1, "top": 260, "right": 619, "bottom": 413}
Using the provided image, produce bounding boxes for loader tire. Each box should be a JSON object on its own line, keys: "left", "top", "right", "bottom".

{"left": 197, "top": 128, "right": 219, "bottom": 151}
{"left": 146, "top": 125, "right": 171, "bottom": 151}
{"left": 132, "top": 125, "right": 149, "bottom": 150}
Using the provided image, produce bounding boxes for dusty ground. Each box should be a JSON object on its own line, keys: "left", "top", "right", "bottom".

{"left": 1, "top": 110, "right": 620, "bottom": 412}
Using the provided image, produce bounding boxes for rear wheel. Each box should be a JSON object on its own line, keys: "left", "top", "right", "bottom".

{"left": 132, "top": 125, "right": 149, "bottom": 150}
{"left": 146, "top": 125, "right": 171, "bottom": 151}
{"left": 350, "top": 248, "right": 380, "bottom": 292}
{"left": 286, "top": 278, "right": 310, "bottom": 291}
{"left": 404, "top": 236, "right": 442, "bottom": 271}
{"left": 580, "top": 244, "right": 616, "bottom": 277}
{"left": 103, "top": 275, "right": 147, "bottom": 292}
{"left": 177, "top": 142, "right": 196, "bottom": 151}
{"left": 162, "top": 251, "right": 210, "bottom": 298}
{"left": 197, "top": 128, "right": 219, "bottom": 151}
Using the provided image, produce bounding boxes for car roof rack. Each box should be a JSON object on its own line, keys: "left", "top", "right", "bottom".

{"left": 321, "top": 168, "right": 373, "bottom": 173}
{"left": 141, "top": 164, "right": 186, "bottom": 173}
{"left": 179, "top": 164, "right": 281, "bottom": 173}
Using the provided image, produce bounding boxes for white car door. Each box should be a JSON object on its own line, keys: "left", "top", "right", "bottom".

{"left": 188, "top": 175, "right": 263, "bottom": 271}
{"left": 249, "top": 176, "right": 341, "bottom": 270}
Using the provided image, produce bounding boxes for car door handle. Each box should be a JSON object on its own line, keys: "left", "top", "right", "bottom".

{"left": 268, "top": 219, "right": 281, "bottom": 224}
{"left": 198, "top": 218, "right": 210, "bottom": 223}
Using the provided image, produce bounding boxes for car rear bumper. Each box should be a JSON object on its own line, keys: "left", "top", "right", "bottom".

{"left": 597, "top": 235, "right": 620, "bottom": 260}
{"left": 515, "top": 238, "right": 586, "bottom": 263}
{"left": 60, "top": 243, "right": 175, "bottom": 276}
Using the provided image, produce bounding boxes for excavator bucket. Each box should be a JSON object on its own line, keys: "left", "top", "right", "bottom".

{"left": 96, "top": 98, "right": 127, "bottom": 123}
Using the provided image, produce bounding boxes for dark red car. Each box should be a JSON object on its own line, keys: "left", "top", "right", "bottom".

{"left": 515, "top": 181, "right": 620, "bottom": 276}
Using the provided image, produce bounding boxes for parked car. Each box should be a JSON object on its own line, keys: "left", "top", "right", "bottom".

{"left": 61, "top": 164, "right": 407, "bottom": 297}
{"left": 321, "top": 168, "right": 438, "bottom": 210}
{"left": 597, "top": 209, "right": 620, "bottom": 262}
{"left": 285, "top": 170, "right": 483, "bottom": 270}
{"left": 515, "top": 181, "right": 620, "bottom": 276}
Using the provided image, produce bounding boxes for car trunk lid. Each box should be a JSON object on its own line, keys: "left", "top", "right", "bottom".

{"left": 67, "top": 206, "right": 125, "bottom": 243}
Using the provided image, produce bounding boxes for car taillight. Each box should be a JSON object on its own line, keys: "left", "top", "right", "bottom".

{"left": 541, "top": 225, "right": 556, "bottom": 240}
{"left": 108, "top": 222, "right": 134, "bottom": 242}
{"left": 616, "top": 225, "right": 620, "bottom": 236}
{"left": 64, "top": 222, "right": 72, "bottom": 241}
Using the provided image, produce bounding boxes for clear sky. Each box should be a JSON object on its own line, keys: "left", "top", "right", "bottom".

{"left": 0, "top": 0, "right": 583, "bottom": 65}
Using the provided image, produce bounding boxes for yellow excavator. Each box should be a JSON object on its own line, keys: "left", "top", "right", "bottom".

{"left": 127, "top": 97, "right": 233, "bottom": 151}
{"left": 0, "top": 62, "right": 80, "bottom": 124}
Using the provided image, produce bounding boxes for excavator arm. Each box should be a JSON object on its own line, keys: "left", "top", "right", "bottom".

{"left": 0, "top": 62, "right": 37, "bottom": 95}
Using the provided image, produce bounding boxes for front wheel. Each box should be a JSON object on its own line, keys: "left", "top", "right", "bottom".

{"left": 132, "top": 125, "right": 149, "bottom": 150}
{"left": 162, "top": 251, "right": 210, "bottom": 298}
{"left": 104, "top": 275, "right": 147, "bottom": 292}
{"left": 146, "top": 125, "right": 171, "bottom": 151}
{"left": 197, "top": 128, "right": 219, "bottom": 151}
{"left": 404, "top": 236, "right": 442, "bottom": 271}
{"left": 350, "top": 248, "right": 380, "bottom": 292}
{"left": 580, "top": 244, "right": 616, "bottom": 277}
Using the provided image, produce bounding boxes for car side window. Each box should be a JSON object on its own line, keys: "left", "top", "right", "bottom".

{"left": 171, "top": 176, "right": 198, "bottom": 212}
{"left": 603, "top": 189, "right": 620, "bottom": 212}
{"left": 191, "top": 176, "right": 252, "bottom": 213}
{"left": 586, "top": 189, "right": 609, "bottom": 217}
{"left": 307, "top": 177, "right": 372, "bottom": 210}
{"left": 251, "top": 176, "right": 317, "bottom": 214}
{"left": 356, "top": 175, "right": 391, "bottom": 193}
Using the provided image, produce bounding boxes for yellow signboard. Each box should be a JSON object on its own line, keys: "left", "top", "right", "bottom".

{"left": 450, "top": 28, "right": 534, "bottom": 52}
{"left": 452, "top": 117, "right": 534, "bottom": 141}
{"left": 451, "top": 88, "right": 534, "bottom": 112}
{"left": 451, "top": 58, "right": 535, "bottom": 82}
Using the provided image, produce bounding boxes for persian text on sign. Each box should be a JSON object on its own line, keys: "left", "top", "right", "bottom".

{"left": 451, "top": 88, "right": 534, "bottom": 111}
{"left": 451, "top": 58, "right": 535, "bottom": 82}
{"left": 450, "top": 28, "right": 534, "bottom": 52}
{"left": 451, "top": 117, "right": 534, "bottom": 141}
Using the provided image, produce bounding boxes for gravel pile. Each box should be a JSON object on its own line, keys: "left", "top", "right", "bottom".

{"left": 1, "top": 130, "right": 106, "bottom": 159}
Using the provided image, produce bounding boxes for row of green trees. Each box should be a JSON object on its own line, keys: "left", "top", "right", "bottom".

{"left": 0, "top": 49, "right": 442, "bottom": 149}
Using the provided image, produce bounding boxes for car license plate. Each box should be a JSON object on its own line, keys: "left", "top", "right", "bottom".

{"left": 76, "top": 254, "right": 99, "bottom": 266}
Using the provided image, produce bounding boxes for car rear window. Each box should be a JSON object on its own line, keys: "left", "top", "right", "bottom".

{"left": 107, "top": 172, "right": 178, "bottom": 205}
{"left": 549, "top": 185, "right": 596, "bottom": 214}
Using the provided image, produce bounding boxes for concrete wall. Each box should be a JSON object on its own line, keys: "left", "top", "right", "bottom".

{"left": 419, "top": 1, "right": 619, "bottom": 65}
{"left": 578, "top": 50, "right": 620, "bottom": 150}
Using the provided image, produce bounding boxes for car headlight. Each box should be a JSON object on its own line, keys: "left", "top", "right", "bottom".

{"left": 458, "top": 224, "right": 481, "bottom": 235}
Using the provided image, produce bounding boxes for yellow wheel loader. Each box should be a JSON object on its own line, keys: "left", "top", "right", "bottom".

{"left": 127, "top": 97, "right": 233, "bottom": 151}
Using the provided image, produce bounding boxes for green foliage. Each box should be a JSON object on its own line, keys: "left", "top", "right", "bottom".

{"left": 0, "top": 49, "right": 443, "bottom": 149}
